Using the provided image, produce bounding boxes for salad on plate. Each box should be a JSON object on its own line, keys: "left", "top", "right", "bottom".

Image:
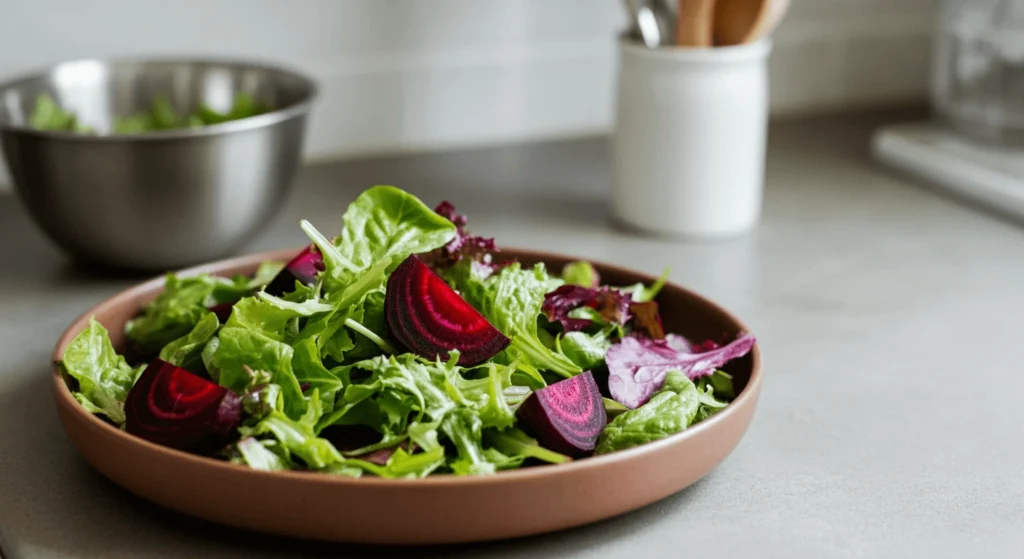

{"left": 58, "top": 186, "right": 756, "bottom": 478}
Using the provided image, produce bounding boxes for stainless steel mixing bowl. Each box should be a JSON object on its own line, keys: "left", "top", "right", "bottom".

{"left": 0, "top": 58, "right": 316, "bottom": 270}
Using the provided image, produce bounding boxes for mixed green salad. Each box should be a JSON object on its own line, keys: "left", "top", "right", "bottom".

{"left": 29, "top": 92, "right": 268, "bottom": 134}
{"left": 59, "top": 186, "right": 756, "bottom": 478}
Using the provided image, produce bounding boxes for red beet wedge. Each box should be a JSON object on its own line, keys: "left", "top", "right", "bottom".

{"left": 264, "top": 245, "right": 325, "bottom": 297}
{"left": 516, "top": 371, "right": 607, "bottom": 457}
{"left": 385, "top": 255, "right": 509, "bottom": 366}
{"left": 124, "top": 358, "right": 243, "bottom": 452}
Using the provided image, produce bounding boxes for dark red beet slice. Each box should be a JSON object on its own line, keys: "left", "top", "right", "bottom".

{"left": 516, "top": 371, "right": 607, "bottom": 457}
{"left": 264, "top": 245, "right": 325, "bottom": 297}
{"left": 124, "top": 358, "right": 243, "bottom": 452}
{"left": 208, "top": 302, "right": 236, "bottom": 323}
{"left": 385, "top": 255, "right": 509, "bottom": 366}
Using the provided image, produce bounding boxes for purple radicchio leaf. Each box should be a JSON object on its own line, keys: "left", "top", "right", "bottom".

{"left": 542, "top": 285, "right": 597, "bottom": 332}
{"left": 664, "top": 333, "right": 726, "bottom": 353}
{"left": 541, "top": 285, "right": 633, "bottom": 332}
{"left": 607, "top": 333, "right": 756, "bottom": 409}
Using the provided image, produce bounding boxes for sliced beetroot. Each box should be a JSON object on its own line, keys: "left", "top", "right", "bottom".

{"left": 264, "top": 245, "right": 325, "bottom": 297}
{"left": 385, "top": 255, "right": 509, "bottom": 366}
{"left": 516, "top": 371, "right": 607, "bottom": 457}
{"left": 124, "top": 358, "right": 243, "bottom": 452}
{"left": 208, "top": 302, "right": 236, "bottom": 323}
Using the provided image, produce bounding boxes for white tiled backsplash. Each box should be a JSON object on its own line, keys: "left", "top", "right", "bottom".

{"left": 0, "top": 0, "right": 935, "bottom": 188}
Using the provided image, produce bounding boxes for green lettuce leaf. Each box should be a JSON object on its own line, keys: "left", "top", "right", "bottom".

{"left": 694, "top": 370, "right": 733, "bottom": 422}
{"left": 240, "top": 391, "right": 343, "bottom": 469}
{"left": 236, "top": 437, "right": 290, "bottom": 471}
{"left": 625, "top": 268, "right": 670, "bottom": 303}
{"left": 333, "top": 185, "right": 457, "bottom": 273}
{"left": 698, "top": 369, "right": 736, "bottom": 401}
{"left": 346, "top": 445, "right": 446, "bottom": 479}
{"left": 196, "top": 92, "right": 269, "bottom": 125}
{"left": 158, "top": 310, "right": 219, "bottom": 371}
{"left": 225, "top": 292, "right": 331, "bottom": 342}
{"left": 343, "top": 288, "right": 391, "bottom": 360}
{"left": 603, "top": 397, "right": 629, "bottom": 420}
{"left": 443, "top": 361, "right": 519, "bottom": 429}
{"left": 210, "top": 327, "right": 306, "bottom": 419}
{"left": 315, "top": 354, "right": 442, "bottom": 436}
{"left": 443, "top": 409, "right": 494, "bottom": 475}
{"left": 250, "top": 260, "right": 286, "bottom": 289}
{"left": 60, "top": 318, "right": 138, "bottom": 425}
{"left": 299, "top": 186, "right": 455, "bottom": 297}
{"left": 29, "top": 94, "right": 91, "bottom": 132}
{"left": 290, "top": 187, "right": 454, "bottom": 364}
{"left": 466, "top": 262, "right": 581, "bottom": 378}
{"left": 595, "top": 370, "right": 700, "bottom": 455}
{"left": 291, "top": 337, "right": 343, "bottom": 394}
{"left": 558, "top": 330, "right": 611, "bottom": 371}
{"left": 561, "top": 260, "right": 599, "bottom": 288}
{"left": 484, "top": 427, "right": 571, "bottom": 468}
{"left": 125, "top": 272, "right": 254, "bottom": 352}
{"left": 307, "top": 287, "right": 391, "bottom": 364}
{"left": 293, "top": 269, "right": 391, "bottom": 361}
{"left": 377, "top": 355, "right": 457, "bottom": 424}
{"left": 315, "top": 353, "right": 524, "bottom": 475}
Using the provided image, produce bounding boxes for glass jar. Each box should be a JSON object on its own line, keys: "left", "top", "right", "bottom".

{"left": 932, "top": 0, "right": 1024, "bottom": 144}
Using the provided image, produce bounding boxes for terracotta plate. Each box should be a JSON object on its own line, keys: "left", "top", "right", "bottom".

{"left": 51, "top": 248, "right": 762, "bottom": 544}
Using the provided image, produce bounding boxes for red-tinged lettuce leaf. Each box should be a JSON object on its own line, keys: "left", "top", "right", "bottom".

{"left": 607, "top": 333, "right": 756, "bottom": 409}
{"left": 594, "top": 289, "right": 631, "bottom": 325}
{"left": 628, "top": 301, "right": 664, "bottom": 339}
{"left": 541, "top": 285, "right": 595, "bottom": 332}
{"left": 424, "top": 201, "right": 499, "bottom": 268}
{"left": 541, "top": 285, "right": 632, "bottom": 332}
{"left": 434, "top": 201, "right": 497, "bottom": 259}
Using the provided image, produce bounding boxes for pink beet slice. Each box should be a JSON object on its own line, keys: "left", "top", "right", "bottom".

{"left": 264, "top": 245, "right": 325, "bottom": 296}
{"left": 385, "top": 255, "right": 509, "bottom": 366}
{"left": 516, "top": 371, "right": 607, "bottom": 457}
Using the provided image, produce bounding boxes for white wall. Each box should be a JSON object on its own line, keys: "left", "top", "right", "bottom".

{"left": 0, "top": 0, "right": 936, "bottom": 172}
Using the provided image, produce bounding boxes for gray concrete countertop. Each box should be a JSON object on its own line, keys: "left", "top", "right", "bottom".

{"left": 1, "top": 109, "right": 1023, "bottom": 559}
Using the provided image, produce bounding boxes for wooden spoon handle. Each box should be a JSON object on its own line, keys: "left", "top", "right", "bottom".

{"left": 677, "top": 0, "right": 716, "bottom": 47}
{"left": 715, "top": 0, "right": 773, "bottom": 46}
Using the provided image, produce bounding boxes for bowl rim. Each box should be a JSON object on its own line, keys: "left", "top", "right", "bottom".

{"left": 51, "top": 247, "right": 762, "bottom": 487}
{"left": 0, "top": 56, "right": 317, "bottom": 141}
